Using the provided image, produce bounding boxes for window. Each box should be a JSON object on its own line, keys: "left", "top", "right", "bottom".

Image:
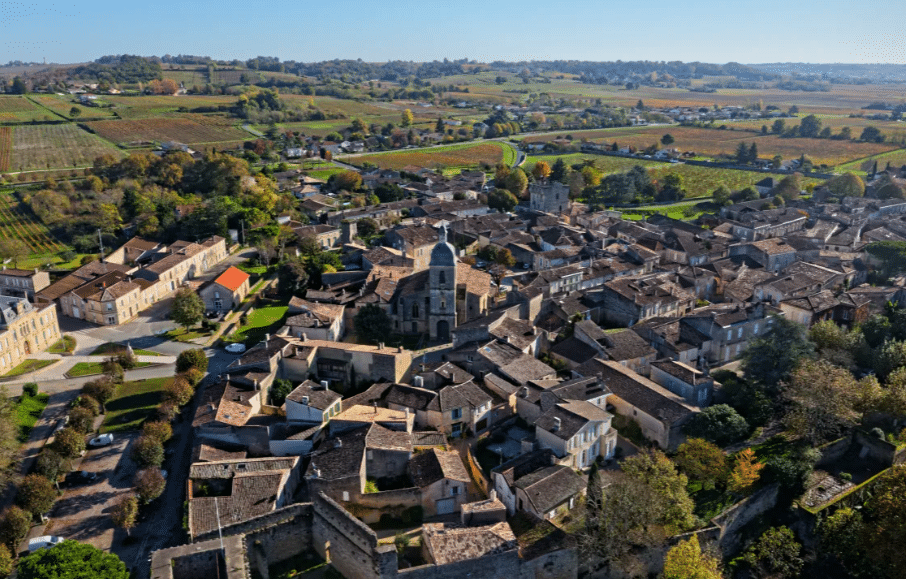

{"left": 440, "top": 299, "right": 446, "bottom": 310}
{"left": 754, "top": 323, "right": 760, "bottom": 334}
{"left": 439, "top": 271, "right": 446, "bottom": 285}
{"left": 726, "top": 330, "right": 732, "bottom": 340}
{"left": 107, "top": 316, "right": 116, "bottom": 325}
{"left": 451, "top": 485, "right": 460, "bottom": 496}
{"left": 451, "top": 408, "right": 462, "bottom": 420}
{"left": 214, "top": 291, "right": 220, "bottom": 299}
{"left": 342, "top": 491, "right": 349, "bottom": 502}
{"left": 106, "top": 303, "right": 113, "bottom": 311}
{"left": 412, "top": 303, "right": 419, "bottom": 318}
{"left": 737, "top": 327, "right": 743, "bottom": 339}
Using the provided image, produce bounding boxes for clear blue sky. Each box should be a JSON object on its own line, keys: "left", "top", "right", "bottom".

{"left": 2, "top": 0, "right": 904, "bottom": 65}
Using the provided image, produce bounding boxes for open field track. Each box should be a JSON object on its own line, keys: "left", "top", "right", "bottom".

{"left": 352, "top": 142, "right": 515, "bottom": 170}
{"left": 10, "top": 124, "right": 123, "bottom": 172}
{"left": 85, "top": 115, "right": 249, "bottom": 146}
{"left": 0, "top": 191, "right": 65, "bottom": 253}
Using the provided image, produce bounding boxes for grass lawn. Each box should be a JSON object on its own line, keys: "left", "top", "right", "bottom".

{"left": 166, "top": 327, "right": 212, "bottom": 343}
{"left": 15, "top": 392, "right": 49, "bottom": 442}
{"left": 101, "top": 377, "right": 172, "bottom": 433}
{"left": 48, "top": 336, "right": 76, "bottom": 354}
{"left": 3, "top": 359, "right": 55, "bottom": 377}
{"left": 68, "top": 361, "right": 152, "bottom": 377}
{"left": 237, "top": 259, "right": 268, "bottom": 276}
{"left": 88, "top": 343, "right": 160, "bottom": 357}
{"left": 231, "top": 304, "right": 289, "bottom": 345}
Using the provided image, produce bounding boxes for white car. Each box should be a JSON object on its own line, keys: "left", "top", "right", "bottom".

{"left": 88, "top": 433, "right": 114, "bottom": 448}
{"left": 225, "top": 343, "right": 246, "bottom": 354}
{"left": 28, "top": 536, "right": 64, "bottom": 552}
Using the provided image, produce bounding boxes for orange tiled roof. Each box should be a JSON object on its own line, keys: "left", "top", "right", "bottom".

{"left": 214, "top": 266, "right": 250, "bottom": 292}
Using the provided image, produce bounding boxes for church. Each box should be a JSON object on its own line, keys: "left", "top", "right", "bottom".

{"left": 387, "top": 226, "right": 493, "bottom": 342}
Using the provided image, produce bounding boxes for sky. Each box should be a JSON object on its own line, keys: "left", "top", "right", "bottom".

{"left": 1, "top": 0, "right": 905, "bottom": 65}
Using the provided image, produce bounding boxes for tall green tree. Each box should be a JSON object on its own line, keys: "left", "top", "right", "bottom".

{"left": 738, "top": 526, "right": 803, "bottom": 579}
{"left": 354, "top": 304, "right": 392, "bottom": 345}
{"left": 17, "top": 540, "right": 129, "bottom": 579}
{"left": 799, "top": 114, "right": 822, "bottom": 138}
{"left": 170, "top": 287, "right": 204, "bottom": 331}
{"left": 740, "top": 316, "right": 814, "bottom": 390}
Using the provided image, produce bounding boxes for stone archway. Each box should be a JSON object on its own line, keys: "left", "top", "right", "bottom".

{"left": 436, "top": 320, "right": 450, "bottom": 343}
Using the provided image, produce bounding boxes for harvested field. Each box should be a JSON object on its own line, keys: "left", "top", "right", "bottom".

{"left": 0, "top": 127, "right": 10, "bottom": 172}
{"left": 103, "top": 95, "right": 237, "bottom": 118}
{"left": 352, "top": 142, "right": 515, "bottom": 171}
{"left": 86, "top": 116, "right": 248, "bottom": 146}
{"left": 0, "top": 95, "right": 52, "bottom": 123}
{"left": 10, "top": 124, "right": 123, "bottom": 171}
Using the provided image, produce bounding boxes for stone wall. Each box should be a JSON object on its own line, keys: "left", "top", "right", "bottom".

{"left": 853, "top": 429, "right": 904, "bottom": 466}
{"left": 816, "top": 436, "right": 851, "bottom": 469}
{"left": 194, "top": 503, "right": 312, "bottom": 544}
{"left": 243, "top": 506, "right": 314, "bottom": 579}
{"left": 519, "top": 547, "right": 579, "bottom": 579}
{"left": 401, "top": 551, "right": 522, "bottom": 579}
{"left": 712, "top": 483, "right": 780, "bottom": 556}
{"left": 312, "top": 493, "right": 398, "bottom": 579}
{"left": 354, "top": 487, "right": 423, "bottom": 523}
{"left": 151, "top": 536, "right": 246, "bottom": 579}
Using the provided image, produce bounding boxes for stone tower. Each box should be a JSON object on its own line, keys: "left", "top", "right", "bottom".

{"left": 428, "top": 225, "right": 457, "bottom": 342}
{"left": 529, "top": 181, "right": 570, "bottom": 214}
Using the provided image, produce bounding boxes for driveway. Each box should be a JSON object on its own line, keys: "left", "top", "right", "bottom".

{"left": 46, "top": 433, "right": 139, "bottom": 550}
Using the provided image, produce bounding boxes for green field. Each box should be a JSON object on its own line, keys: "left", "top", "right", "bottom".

{"left": 48, "top": 336, "right": 76, "bottom": 354}
{"left": 4, "top": 359, "right": 54, "bottom": 378}
{"left": 230, "top": 304, "right": 289, "bottom": 345}
{"left": 15, "top": 392, "right": 49, "bottom": 442}
{"left": 101, "top": 377, "right": 172, "bottom": 433}
{"left": 0, "top": 96, "right": 55, "bottom": 123}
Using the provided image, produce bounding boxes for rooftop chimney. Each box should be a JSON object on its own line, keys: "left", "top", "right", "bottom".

{"left": 253, "top": 379, "right": 259, "bottom": 391}
{"left": 552, "top": 417, "right": 561, "bottom": 432}
{"left": 413, "top": 375, "right": 424, "bottom": 388}
{"left": 301, "top": 395, "right": 309, "bottom": 405}
{"left": 489, "top": 489, "right": 497, "bottom": 501}
{"left": 520, "top": 386, "right": 529, "bottom": 398}
{"left": 320, "top": 380, "right": 330, "bottom": 390}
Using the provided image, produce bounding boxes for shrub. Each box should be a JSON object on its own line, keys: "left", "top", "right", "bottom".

{"left": 102, "top": 359, "right": 124, "bottom": 383}
{"left": 67, "top": 407, "right": 95, "bottom": 434}
{"left": 134, "top": 468, "right": 166, "bottom": 503}
{"left": 51, "top": 427, "right": 85, "bottom": 458}
{"left": 156, "top": 401, "right": 178, "bottom": 423}
{"left": 684, "top": 404, "right": 750, "bottom": 446}
{"left": 74, "top": 395, "right": 100, "bottom": 416}
{"left": 35, "top": 450, "right": 68, "bottom": 483}
{"left": 82, "top": 378, "right": 116, "bottom": 411}
{"left": 0, "top": 543, "right": 12, "bottom": 576}
{"left": 0, "top": 506, "right": 32, "bottom": 550}
{"left": 16, "top": 475, "right": 57, "bottom": 517}
{"left": 111, "top": 495, "right": 139, "bottom": 534}
{"left": 182, "top": 368, "right": 204, "bottom": 387}
{"left": 131, "top": 436, "right": 164, "bottom": 468}
{"left": 164, "top": 377, "right": 194, "bottom": 407}
{"left": 22, "top": 383, "right": 38, "bottom": 398}
{"left": 142, "top": 421, "right": 172, "bottom": 443}
{"left": 176, "top": 349, "right": 208, "bottom": 373}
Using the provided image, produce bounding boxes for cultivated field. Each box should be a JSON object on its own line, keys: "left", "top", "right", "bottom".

{"left": 28, "top": 94, "right": 118, "bottom": 120}
{"left": 352, "top": 142, "right": 515, "bottom": 171}
{"left": 86, "top": 115, "right": 249, "bottom": 146}
{"left": 10, "top": 124, "right": 123, "bottom": 171}
{"left": 0, "top": 127, "right": 11, "bottom": 172}
{"left": 0, "top": 190, "right": 65, "bottom": 253}
{"left": 102, "top": 95, "right": 238, "bottom": 118}
{"left": 0, "top": 95, "right": 53, "bottom": 123}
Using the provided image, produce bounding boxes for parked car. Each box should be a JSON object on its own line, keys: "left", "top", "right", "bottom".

{"left": 88, "top": 433, "right": 114, "bottom": 448}
{"left": 28, "top": 536, "right": 64, "bottom": 552}
{"left": 63, "top": 471, "right": 100, "bottom": 487}
{"left": 225, "top": 343, "right": 246, "bottom": 354}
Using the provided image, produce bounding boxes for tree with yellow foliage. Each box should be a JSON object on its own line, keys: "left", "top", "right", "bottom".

{"left": 728, "top": 448, "right": 764, "bottom": 494}
{"left": 531, "top": 161, "right": 552, "bottom": 181}
{"left": 663, "top": 534, "right": 723, "bottom": 579}
{"left": 401, "top": 108, "right": 414, "bottom": 127}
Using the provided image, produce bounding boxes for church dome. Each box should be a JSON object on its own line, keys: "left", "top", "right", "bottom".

{"left": 430, "top": 226, "right": 457, "bottom": 267}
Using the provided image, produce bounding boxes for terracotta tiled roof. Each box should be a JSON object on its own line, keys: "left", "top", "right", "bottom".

{"left": 214, "top": 266, "right": 250, "bottom": 292}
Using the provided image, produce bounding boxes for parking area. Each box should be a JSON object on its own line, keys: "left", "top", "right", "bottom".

{"left": 45, "top": 433, "right": 139, "bottom": 550}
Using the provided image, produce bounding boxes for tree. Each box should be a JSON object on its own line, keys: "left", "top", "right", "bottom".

{"left": 712, "top": 185, "right": 731, "bottom": 207}
{"left": 862, "top": 466, "right": 906, "bottom": 576}
{"left": 531, "top": 161, "right": 552, "bottom": 181}
{"left": 0, "top": 506, "right": 32, "bottom": 550}
{"left": 111, "top": 495, "right": 138, "bottom": 536}
{"left": 772, "top": 119, "right": 785, "bottom": 134}
{"left": 0, "top": 239, "right": 29, "bottom": 268}
{"left": 82, "top": 379, "right": 115, "bottom": 412}
{"left": 142, "top": 421, "right": 172, "bottom": 443}
{"left": 270, "top": 378, "right": 294, "bottom": 406}
{"left": 354, "top": 304, "right": 393, "bottom": 345}
{"left": 67, "top": 407, "right": 94, "bottom": 434}
{"left": 727, "top": 449, "right": 764, "bottom": 494}
{"left": 621, "top": 450, "right": 696, "bottom": 534}
{"left": 176, "top": 348, "right": 208, "bottom": 373}
{"left": 675, "top": 438, "right": 727, "bottom": 489}
{"left": 487, "top": 188, "right": 518, "bottom": 213}
{"left": 741, "top": 316, "right": 814, "bottom": 389}
{"left": 826, "top": 172, "right": 865, "bottom": 198}
{"left": 36, "top": 450, "right": 67, "bottom": 487}
{"left": 131, "top": 436, "right": 164, "bottom": 468}
{"left": 134, "top": 468, "right": 166, "bottom": 503}
{"left": 69, "top": 106, "right": 81, "bottom": 118}
{"left": 401, "top": 109, "right": 413, "bottom": 127}
{"left": 17, "top": 540, "right": 129, "bottom": 579}
{"left": 495, "top": 247, "right": 516, "bottom": 268}
{"left": 17, "top": 474, "right": 56, "bottom": 517}
{"left": 661, "top": 133, "right": 675, "bottom": 146}
{"left": 332, "top": 170, "right": 363, "bottom": 191}
{"left": 51, "top": 427, "right": 85, "bottom": 459}
{"left": 164, "top": 377, "right": 194, "bottom": 407}
{"left": 860, "top": 126, "right": 884, "bottom": 143}
{"left": 876, "top": 182, "right": 906, "bottom": 200}
{"left": 799, "top": 114, "right": 822, "bottom": 138}
{"left": 685, "top": 405, "right": 749, "bottom": 446}
{"left": 663, "top": 534, "right": 723, "bottom": 579}
{"left": 10, "top": 77, "right": 26, "bottom": 94}
{"left": 581, "top": 165, "right": 602, "bottom": 188}
{"left": 784, "top": 360, "right": 859, "bottom": 444}
{"left": 551, "top": 158, "right": 567, "bottom": 182}
{"left": 772, "top": 174, "right": 804, "bottom": 202}
{"left": 170, "top": 287, "right": 204, "bottom": 331}
{"left": 658, "top": 173, "right": 686, "bottom": 202}
{"left": 818, "top": 507, "right": 869, "bottom": 576}
{"left": 739, "top": 526, "right": 803, "bottom": 579}
{"left": 504, "top": 167, "right": 529, "bottom": 197}
{"left": 278, "top": 256, "right": 309, "bottom": 297}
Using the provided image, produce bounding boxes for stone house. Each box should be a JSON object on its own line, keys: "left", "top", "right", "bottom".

{"left": 0, "top": 296, "right": 61, "bottom": 375}
{"left": 574, "top": 359, "right": 696, "bottom": 450}
{"left": 198, "top": 266, "right": 250, "bottom": 313}
{"left": 649, "top": 359, "right": 714, "bottom": 407}
{"left": 681, "top": 302, "right": 778, "bottom": 364}
{"left": 365, "top": 423, "right": 413, "bottom": 481}
{"left": 491, "top": 449, "right": 558, "bottom": 516}
{"left": 285, "top": 298, "right": 345, "bottom": 342}
{"left": 534, "top": 399, "right": 618, "bottom": 469}
{"left": 514, "top": 464, "right": 586, "bottom": 520}
{"left": 599, "top": 273, "right": 695, "bottom": 327}
{"left": 59, "top": 270, "right": 144, "bottom": 326}
{"left": 132, "top": 236, "right": 227, "bottom": 296}
{"left": 529, "top": 181, "right": 570, "bottom": 215}
{"left": 284, "top": 380, "right": 342, "bottom": 425}
{"left": 408, "top": 448, "right": 472, "bottom": 516}
{"left": 0, "top": 267, "right": 50, "bottom": 301}
{"left": 729, "top": 239, "right": 798, "bottom": 273}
